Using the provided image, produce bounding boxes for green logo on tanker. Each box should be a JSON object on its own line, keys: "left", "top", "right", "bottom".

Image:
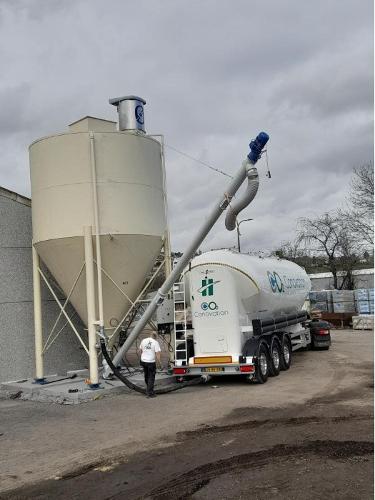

{"left": 198, "top": 278, "right": 221, "bottom": 297}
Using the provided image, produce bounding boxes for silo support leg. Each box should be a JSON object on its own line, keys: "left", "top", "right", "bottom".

{"left": 84, "top": 226, "right": 99, "bottom": 388}
{"left": 32, "top": 246, "right": 45, "bottom": 383}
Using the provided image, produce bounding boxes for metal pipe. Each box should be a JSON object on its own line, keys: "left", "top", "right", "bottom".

{"left": 105, "top": 132, "right": 269, "bottom": 375}
{"left": 89, "top": 132, "right": 104, "bottom": 334}
{"left": 84, "top": 226, "right": 99, "bottom": 387}
{"left": 32, "top": 246, "right": 44, "bottom": 382}
{"left": 225, "top": 166, "right": 259, "bottom": 231}
{"left": 107, "top": 167, "right": 247, "bottom": 371}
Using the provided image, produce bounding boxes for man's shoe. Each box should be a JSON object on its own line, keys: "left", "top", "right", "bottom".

{"left": 148, "top": 393, "right": 156, "bottom": 398}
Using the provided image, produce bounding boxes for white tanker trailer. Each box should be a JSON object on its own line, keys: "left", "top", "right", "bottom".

{"left": 107, "top": 131, "right": 331, "bottom": 388}
{"left": 172, "top": 249, "right": 330, "bottom": 383}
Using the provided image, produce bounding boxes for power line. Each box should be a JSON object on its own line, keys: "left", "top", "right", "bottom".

{"left": 164, "top": 143, "right": 234, "bottom": 179}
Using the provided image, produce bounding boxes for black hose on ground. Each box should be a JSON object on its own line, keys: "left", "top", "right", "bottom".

{"left": 100, "top": 339, "right": 201, "bottom": 395}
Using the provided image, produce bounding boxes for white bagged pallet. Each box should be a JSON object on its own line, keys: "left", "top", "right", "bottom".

{"left": 352, "top": 315, "right": 374, "bottom": 330}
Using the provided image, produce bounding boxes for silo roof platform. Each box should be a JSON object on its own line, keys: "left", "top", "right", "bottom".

{"left": 68, "top": 116, "right": 117, "bottom": 132}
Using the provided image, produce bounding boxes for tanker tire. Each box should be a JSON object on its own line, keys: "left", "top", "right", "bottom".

{"left": 269, "top": 338, "right": 281, "bottom": 377}
{"left": 280, "top": 337, "right": 292, "bottom": 371}
{"left": 255, "top": 344, "right": 269, "bottom": 384}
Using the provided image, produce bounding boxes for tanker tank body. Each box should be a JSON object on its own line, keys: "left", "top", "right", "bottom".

{"left": 29, "top": 96, "right": 168, "bottom": 387}
{"left": 175, "top": 249, "right": 312, "bottom": 383}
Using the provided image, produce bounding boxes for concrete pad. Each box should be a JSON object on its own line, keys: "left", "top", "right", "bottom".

{"left": 0, "top": 369, "right": 176, "bottom": 404}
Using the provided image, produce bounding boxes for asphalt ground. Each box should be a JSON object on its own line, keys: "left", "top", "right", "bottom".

{"left": 0, "top": 328, "right": 373, "bottom": 499}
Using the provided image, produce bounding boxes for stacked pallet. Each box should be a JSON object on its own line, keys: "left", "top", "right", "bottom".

{"left": 309, "top": 291, "right": 331, "bottom": 312}
{"left": 331, "top": 290, "right": 356, "bottom": 313}
{"left": 309, "top": 288, "right": 374, "bottom": 315}
{"left": 356, "top": 288, "right": 374, "bottom": 314}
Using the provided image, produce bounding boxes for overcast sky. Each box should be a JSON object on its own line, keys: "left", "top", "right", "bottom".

{"left": 0, "top": 0, "right": 373, "bottom": 253}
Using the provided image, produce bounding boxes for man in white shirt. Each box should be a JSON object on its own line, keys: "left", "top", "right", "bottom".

{"left": 139, "top": 332, "right": 162, "bottom": 398}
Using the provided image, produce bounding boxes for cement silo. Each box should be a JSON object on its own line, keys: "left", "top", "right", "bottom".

{"left": 29, "top": 96, "right": 169, "bottom": 387}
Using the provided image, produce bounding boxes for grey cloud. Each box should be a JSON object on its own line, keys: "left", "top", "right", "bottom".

{"left": 0, "top": 83, "right": 32, "bottom": 133}
{"left": 0, "top": 0, "right": 373, "bottom": 253}
{"left": 270, "top": 37, "right": 373, "bottom": 120}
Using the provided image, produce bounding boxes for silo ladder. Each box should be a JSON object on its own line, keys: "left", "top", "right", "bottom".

{"left": 173, "top": 281, "right": 188, "bottom": 366}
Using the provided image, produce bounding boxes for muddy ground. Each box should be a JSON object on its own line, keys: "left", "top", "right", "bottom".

{"left": 0, "top": 329, "right": 373, "bottom": 499}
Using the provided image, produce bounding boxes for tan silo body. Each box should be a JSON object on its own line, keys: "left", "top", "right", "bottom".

{"left": 29, "top": 117, "right": 167, "bottom": 334}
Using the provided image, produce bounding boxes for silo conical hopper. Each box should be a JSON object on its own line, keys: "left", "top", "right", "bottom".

{"left": 29, "top": 98, "right": 168, "bottom": 382}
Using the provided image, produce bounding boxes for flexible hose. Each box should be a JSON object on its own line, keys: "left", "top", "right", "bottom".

{"left": 100, "top": 339, "right": 201, "bottom": 394}
{"left": 225, "top": 167, "right": 259, "bottom": 231}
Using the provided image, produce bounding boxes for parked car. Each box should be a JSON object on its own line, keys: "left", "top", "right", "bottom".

{"left": 309, "top": 319, "right": 331, "bottom": 350}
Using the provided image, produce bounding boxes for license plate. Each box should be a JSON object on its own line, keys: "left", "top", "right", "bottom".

{"left": 202, "top": 367, "right": 223, "bottom": 373}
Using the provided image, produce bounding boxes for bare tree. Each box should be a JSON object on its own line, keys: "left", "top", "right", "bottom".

{"left": 271, "top": 238, "right": 310, "bottom": 268}
{"left": 350, "top": 163, "right": 374, "bottom": 214}
{"left": 342, "top": 163, "right": 374, "bottom": 246}
{"left": 297, "top": 212, "right": 360, "bottom": 289}
{"left": 272, "top": 239, "right": 302, "bottom": 260}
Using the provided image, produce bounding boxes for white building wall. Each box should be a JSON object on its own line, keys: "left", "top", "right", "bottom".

{"left": 309, "top": 270, "right": 374, "bottom": 291}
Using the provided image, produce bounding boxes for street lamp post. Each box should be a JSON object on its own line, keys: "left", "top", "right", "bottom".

{"left": 236, "top": 218, "right": 253, "bottom": 253}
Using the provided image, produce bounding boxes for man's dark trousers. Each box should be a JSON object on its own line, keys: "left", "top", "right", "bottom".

{"left": 141, "top": 361, "right": 156, "bottom": 395}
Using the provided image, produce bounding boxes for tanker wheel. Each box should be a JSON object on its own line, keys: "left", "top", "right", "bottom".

{"left": 255, "top": 344, "right": 269, "bottom": 384}
{"left": 269, "top": 338, "right": 281, "bottom": 377}
{"left": 280, "top": 337, "right": 292, "bottom": 371}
